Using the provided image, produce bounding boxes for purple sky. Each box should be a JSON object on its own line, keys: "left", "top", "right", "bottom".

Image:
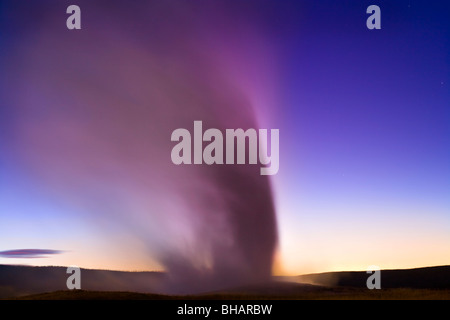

{"left": 0, "top": 0, "right": 449, "bottom": 275}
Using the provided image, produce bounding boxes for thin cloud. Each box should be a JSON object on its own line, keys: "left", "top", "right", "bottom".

{"left": 0, "top": 249, "right": 63, "bottom": 258}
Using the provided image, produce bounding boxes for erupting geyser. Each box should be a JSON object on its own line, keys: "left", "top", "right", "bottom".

{"left": 1, "top": 1, "right": 278, "bottom": 293}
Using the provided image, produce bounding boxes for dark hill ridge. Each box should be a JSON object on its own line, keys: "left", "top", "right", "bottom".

{"left": 1, "top": 264, "right": 450, "bottom": 299}
{"left": 0, "top": 264, "right": 166, "bottom": 299}
{"left": 293, "top": 265, "right": 450, "bottom": 289}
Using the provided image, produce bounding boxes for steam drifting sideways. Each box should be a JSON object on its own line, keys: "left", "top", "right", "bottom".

{"left": 1, "top": 1, "right": 278, "bottom": 293}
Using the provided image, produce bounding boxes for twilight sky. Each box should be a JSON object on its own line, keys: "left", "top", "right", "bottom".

{"left": 0, "top": 0, "right": 449, "bottom": 276}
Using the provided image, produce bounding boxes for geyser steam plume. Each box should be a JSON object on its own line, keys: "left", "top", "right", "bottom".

{"left": 1, "top": 1, "right": 278, "bottom": 293}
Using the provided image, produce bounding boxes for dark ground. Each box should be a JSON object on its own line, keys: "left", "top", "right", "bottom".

{"left": 2, "top": 265, "right": 450, "bottom": 300}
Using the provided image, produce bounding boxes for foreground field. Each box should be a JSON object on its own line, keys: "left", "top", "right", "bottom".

{"left": 14, "top": 287, "right": 450, "bottom": 300}
{"left": 2, "top": 265, "right": 450, "bottom": 300}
